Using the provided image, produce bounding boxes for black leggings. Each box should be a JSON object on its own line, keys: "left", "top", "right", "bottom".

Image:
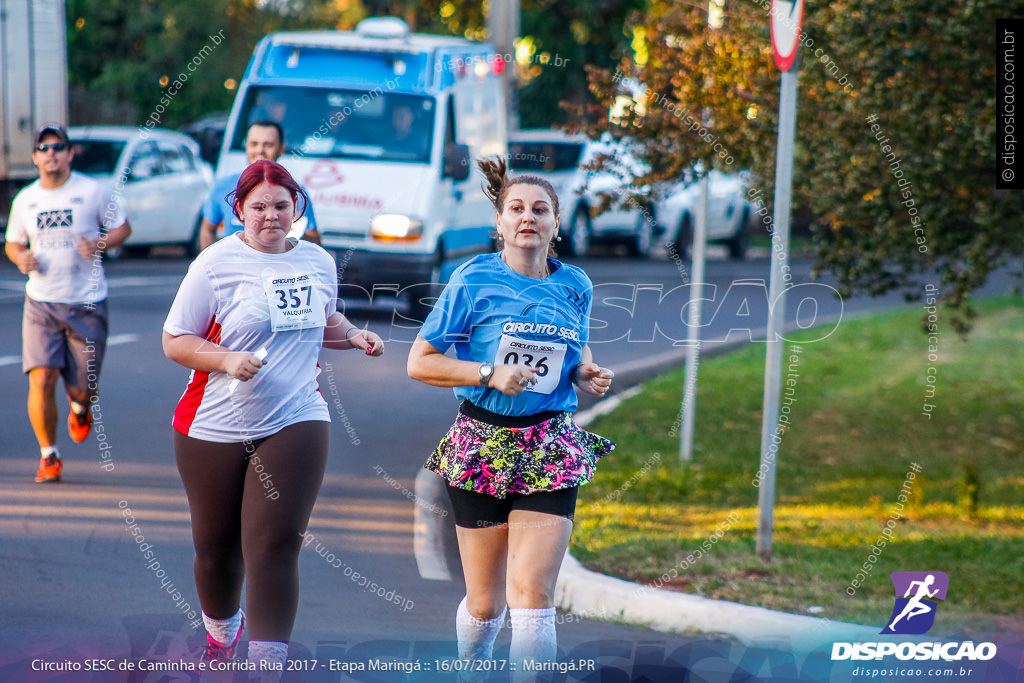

{"left": 174, "top": 421, "right": 329, "bottom": 642}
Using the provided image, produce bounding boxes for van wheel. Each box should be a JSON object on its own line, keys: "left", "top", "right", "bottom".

{"left": 566, "top": 206, "right": 591, "bottom": 257}
{"left": 407, "top": 248, "right": 443, "bottom": 323}
{"left": 629, "top": 214, "right": 655, "bottom": 258}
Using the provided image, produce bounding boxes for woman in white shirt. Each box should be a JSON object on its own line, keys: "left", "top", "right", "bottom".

{"left": 163, "top": 160, "right": 383, "bottom": 674}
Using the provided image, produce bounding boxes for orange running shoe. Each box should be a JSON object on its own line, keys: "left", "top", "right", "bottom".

{"left": 68, "top": 398, "right": 92, "bottom": 443}
{"left": 35, "top": 455, "right": 63, "bottom": 483}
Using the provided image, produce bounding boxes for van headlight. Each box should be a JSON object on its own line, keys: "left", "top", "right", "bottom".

{"left": 371, "top": 214, "right": 423, "bottom": 241}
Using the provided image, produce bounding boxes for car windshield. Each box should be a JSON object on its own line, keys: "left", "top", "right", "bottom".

{"left": 71, "top": 140, "right": 126, "bottom": 175}
{"left": 508, "top": 141, "right": 584, "bottom": 172}
{"left": 233, "top": 86, "right": 435, "bottom": 163}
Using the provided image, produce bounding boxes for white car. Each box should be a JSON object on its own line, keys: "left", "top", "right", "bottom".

{"left": 656, "top": 169, "right": 752, "bottom": 260}
{"left": 508, "top": 129, "right": 654, "bottom": 257}
{"left": 69, "top": 126, "right": 213, "bottom": 257}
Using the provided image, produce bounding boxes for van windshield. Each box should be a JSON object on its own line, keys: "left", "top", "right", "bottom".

{"left": 233, "top": 86, "right": 435, "bottom": 163}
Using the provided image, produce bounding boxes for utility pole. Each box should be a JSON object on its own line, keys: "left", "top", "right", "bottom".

{"left": 485, "top": 0, "right": 520, "bottom": 131}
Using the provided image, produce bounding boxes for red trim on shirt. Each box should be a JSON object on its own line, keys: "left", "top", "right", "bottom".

{"left": 172, "top": 319, "right": 222, "bottom": 435}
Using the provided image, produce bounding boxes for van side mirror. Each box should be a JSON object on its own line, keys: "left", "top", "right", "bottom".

{"left": 443, "top": 143, "right": 470, "bottom": 181}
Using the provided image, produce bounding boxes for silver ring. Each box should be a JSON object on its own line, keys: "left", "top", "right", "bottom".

{"left": 519, "top": 376, "right": 530, "bottom": 386}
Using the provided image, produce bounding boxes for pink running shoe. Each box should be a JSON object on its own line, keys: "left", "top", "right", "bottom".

{"left": 203, "top": 612, "right": 246, "bottom": 661}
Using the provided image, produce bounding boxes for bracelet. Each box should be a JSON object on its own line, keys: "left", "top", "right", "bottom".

{"left": 570, "top": 363, "right": 582, "bottom": 385}
{"left": 344, "top": 327, "right": 361, "bottom": 343}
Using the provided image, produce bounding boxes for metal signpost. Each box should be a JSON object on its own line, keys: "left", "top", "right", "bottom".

{"left": 756, "top": 0, "right": 803, "bottom": 561}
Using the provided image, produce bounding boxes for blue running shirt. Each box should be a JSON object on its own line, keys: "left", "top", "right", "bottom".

{"left": 419, "top": 252, "right": 593, "bottom": 416}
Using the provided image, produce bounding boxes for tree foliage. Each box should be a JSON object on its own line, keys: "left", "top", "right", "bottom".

{"left": 517, "top": 0, "right": 644, "bottom": 128}
{"left": 66, "top": 0, "right": 636, "bottom": 132}
{"left": 66, "top": 0, "right": 366, "bottom": 128}
{"left": 796, "top": 0, "right": 1023, "bottom": 330}
{"left": 573, "top": 0, "right": 1023, "bottom": 331}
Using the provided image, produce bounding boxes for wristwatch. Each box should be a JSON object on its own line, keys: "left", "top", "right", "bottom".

{"left": 478, "top": 362, "right": 494, "bottom": 386}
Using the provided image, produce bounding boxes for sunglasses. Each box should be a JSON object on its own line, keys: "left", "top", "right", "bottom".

{"left": 35, "top": 142, "right": 68, "bottom": 153}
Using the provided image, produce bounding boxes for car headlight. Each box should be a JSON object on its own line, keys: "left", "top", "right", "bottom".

{"left": 371, "top": 214, "right": 424, "bottom": 241}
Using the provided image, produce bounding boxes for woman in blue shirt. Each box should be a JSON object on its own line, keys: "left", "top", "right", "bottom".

{"left": 407, "top": 157, "right": 615, "bottom": 670}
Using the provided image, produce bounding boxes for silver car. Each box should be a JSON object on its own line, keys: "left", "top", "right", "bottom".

{"left": 656, "top": 169, "right": 752, "bottom": 260}
{"left": 70, "top": 126, "right": 213, "bottom": 257}
{"left": 508, "top": 129, "right": 654, "bottom": 257}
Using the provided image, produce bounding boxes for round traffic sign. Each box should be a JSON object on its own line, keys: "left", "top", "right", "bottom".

{"left": 770, "top": 0, "right": 805, "bottom": 71}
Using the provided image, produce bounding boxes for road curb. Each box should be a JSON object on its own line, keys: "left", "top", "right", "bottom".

{"left": 563, "top": 327, "right": 879, "bottom": 650}
{"left": 555, "top": 552, "right": 877, "bottom": 649}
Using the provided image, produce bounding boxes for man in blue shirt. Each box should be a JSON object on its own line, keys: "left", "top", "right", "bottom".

{"left": 198, "top": 121, "right": 320, "bottom": 250}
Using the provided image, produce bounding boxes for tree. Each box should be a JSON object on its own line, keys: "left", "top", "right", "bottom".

{"left": 574, "top": 0, "right": 1024, "bottom": 331}
{"left": 566, "top": 1, "right": 778, "bottom": 214}
{"left": 66, "top": 1, "right": 639, "bottom": 134}
{"left": 795, "top": 0, "right": 1023, "bottom": 331}
{"left": 66, "top": 0, "right": 365, "bottom": 129}
{"left": 420, "top": 0, "right": 643, "bottom": 129}
{"left": 517, "top": 0, "right": 645, "bottom": 128}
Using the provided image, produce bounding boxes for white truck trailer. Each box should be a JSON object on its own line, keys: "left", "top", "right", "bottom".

{"left": 0, "top": 0, "right": 68, "bottom": 235}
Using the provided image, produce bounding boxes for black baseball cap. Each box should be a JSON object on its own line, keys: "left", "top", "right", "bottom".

{"left": 35, "top": 123, "right": 70, "bottom": 146}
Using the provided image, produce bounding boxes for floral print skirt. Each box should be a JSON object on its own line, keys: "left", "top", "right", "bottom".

{"left": 425, "top": 403, "right": 615, "bottom": 499}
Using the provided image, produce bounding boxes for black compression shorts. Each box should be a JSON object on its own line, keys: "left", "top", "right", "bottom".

{"left": 445, "top": 485, "right": 579, "bottom": 529}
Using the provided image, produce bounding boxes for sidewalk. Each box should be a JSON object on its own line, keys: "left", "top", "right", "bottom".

{"left": 561, "top": 329, "right": 880, "bottom": 652}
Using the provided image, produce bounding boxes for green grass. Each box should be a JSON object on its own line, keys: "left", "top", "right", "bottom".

{"left": 574, "top": 295, "right": 1024, "bottom": 638}
{"left": 748, "top": 230, "right": 815, "bottom": 256}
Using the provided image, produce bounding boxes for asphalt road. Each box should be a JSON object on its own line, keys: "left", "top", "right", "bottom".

{"left": 0, "top": 243, "right": 999, "bottom": 682}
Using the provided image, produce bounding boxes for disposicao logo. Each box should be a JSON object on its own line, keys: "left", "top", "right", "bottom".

{"left": 881, "top": 571, "right": 949, "bottom": 635}
{"left": 831, "top": 571, "right": 997, "bottom": 663}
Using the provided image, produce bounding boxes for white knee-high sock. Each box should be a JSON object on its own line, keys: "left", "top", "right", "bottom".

{"left": 508, "top": 607, "right": 556, "bottom": 664}
{"left": 202, "top": 609, "right": 244, "bottom": 646}
{"left": 247, "top": 640, "right": 288, "bottom": 679}
{"left": 456, "top": 597, "right": 507, "bottom": 660}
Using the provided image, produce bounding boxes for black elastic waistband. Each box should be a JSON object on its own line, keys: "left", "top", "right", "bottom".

{"left": 459, "top": 400, "right": 563, "bottom": 428}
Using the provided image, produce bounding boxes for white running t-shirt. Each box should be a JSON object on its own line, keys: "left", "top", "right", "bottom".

{"left": 5, "top": 172, "right": 126, "bottom": 304}
{"left": 163, "top": 233, "right": 337, "bottom": 442}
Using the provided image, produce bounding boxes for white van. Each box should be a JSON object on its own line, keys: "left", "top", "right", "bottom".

{"left": 218, "top": 17, "right": 508, "bottom": 318}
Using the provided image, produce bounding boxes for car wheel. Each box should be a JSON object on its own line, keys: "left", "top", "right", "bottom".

{"left": 629, "top": 213, "right": 655, "bottom": 258}
{"left": 566, "top": 206, "right": 591, "bottom": 257}
{"left": 672, "top": 215, "right": 693, "bottom": 261}
{"left": 727, "top": 209, "right": 750, "bottom": 260}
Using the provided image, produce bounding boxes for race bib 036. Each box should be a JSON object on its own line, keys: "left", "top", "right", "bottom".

{"left": 494, "top": 334, "right": 567, "bottom": 395}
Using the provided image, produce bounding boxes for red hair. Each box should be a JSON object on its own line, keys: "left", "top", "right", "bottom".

{"left": 228, "top": 159, "right": 309, "bottom": 222}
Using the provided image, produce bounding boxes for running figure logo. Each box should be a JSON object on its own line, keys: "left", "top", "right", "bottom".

{"left": 881, "top": 571, "right": 949, "bottom": 635}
